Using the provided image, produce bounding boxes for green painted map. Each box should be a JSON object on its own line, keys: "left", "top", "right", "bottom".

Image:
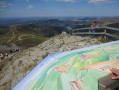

{"left": 13, "top": 41, "right": 119, "bottom": 90}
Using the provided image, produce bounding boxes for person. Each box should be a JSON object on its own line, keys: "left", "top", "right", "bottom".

{"left": 110, "top": 68, "right": 119, "bottom": 79}
{"left": 0, "top": 54, "right": 2, "bottom": 61}
{"left": 19, "top": 49, "right": 21, "bottom": 52}
{"left": 0, "top": 53, "right": 4, "bottom": 60}
{"left": 5, "top": 53, "right": 8, "bottom": 57}
{"left": 91, "top": 21, "right": 98, "bottom": 38}
{"left": 10, "top": 49, "right": 13, "bottom": 54}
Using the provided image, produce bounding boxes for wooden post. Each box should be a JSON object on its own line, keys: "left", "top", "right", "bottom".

{"left": 70, "top": 29, "right": 72, "bottom": 35}
{"left": 89, "top": 29, "right": 91, "bottom": 37}
{"left": 104, "top": 29, "right": 107, "bottom": 33}
{"left": 104, "top": 29, "right": 107, "bottom": 40}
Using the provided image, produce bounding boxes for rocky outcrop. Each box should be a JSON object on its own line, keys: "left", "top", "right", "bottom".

{"left": 0, "top": 34, "right": 101, "bottom": 90}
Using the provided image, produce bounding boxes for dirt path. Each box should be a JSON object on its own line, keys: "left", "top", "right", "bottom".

{"left": 17, "top": 35, "right": 35, "bottom": 41}
{"left": 7, "top": 31, "right": 15, "bottom": 43}
{"left": 18, "top": 35, "right": 25, "bottom": 41}
{"left": 16, "top": 35, "right": 27, "bottom": 42}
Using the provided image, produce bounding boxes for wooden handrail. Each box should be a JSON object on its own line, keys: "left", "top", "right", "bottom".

{"left": 72, "top": 27, "right": 119, "bottom": 39}
{"left": 72, "top": 27, "right": 119, "bottom": 32}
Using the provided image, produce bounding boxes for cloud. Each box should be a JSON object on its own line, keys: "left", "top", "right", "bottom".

{"left": 27, "top": 5, "right": 33, "bottom": 9}
{"left": 56, "top": 0, "right": 77, "bottom": 2}
{"left": 7, "top": 3, "right": 13, "bottom": 6}
{"left": 0, "top": 1, "right": 13, "bottom": 11}
{"left": 0, "top": 1, "right": 12, "bottom": 7}
{"left": 88, "top": 0, "right": 118, "bottom": 3}
{"left": 44, "top": 0, "right": 80, "bottom": 2}
{"left": 44, "top": 8, "right": 51, "bottom": 10}
{"left": 0, "top": 2, "right": 12, "bottom": 6}
{"left": 47, "top": 0, "right": 118, "bottom": 3}
{"left": 44, "top": 0, "right": 49, "bottom": 2}
{"left": 26, "top": 0, "right": 29, "bottom": 2}
{"left": 0, "top": 8, "right": 4, "bottom": 11}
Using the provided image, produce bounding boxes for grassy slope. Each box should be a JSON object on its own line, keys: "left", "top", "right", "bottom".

{"left": 0, "top": 24, "right": 64, "bottom": 49}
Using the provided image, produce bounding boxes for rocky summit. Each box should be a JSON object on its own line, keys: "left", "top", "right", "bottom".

{"left": 0, "top": 33, "right": 101, "bottom": 90}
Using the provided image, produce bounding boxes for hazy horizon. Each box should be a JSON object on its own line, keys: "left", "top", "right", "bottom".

{"left": 1, "top": 14, "right": 119, "bottom": 18}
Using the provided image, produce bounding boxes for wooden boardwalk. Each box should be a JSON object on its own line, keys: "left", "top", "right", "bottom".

{"left": 72, "top": 27, "right": 119, "bottom": 39}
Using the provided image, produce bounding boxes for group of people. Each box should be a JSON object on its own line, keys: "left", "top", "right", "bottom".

{"left": 0, "top": 48, "right": 21, "bottom": 61}
{"left": 10, "top": 48, "right": 21, "bottom": 54}
{"left": 0, "top": 53, "right": 8, "bottom": 61}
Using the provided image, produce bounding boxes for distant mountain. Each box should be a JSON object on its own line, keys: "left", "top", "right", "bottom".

{"left": 0, "top": 17, "right": 96, "bottom": 26}
{"left": 13, "top": 18, "right": 92, "bottom": 27}
{"left": 107, "top": 22, "right": 119, "bottom": 28}
{"left": 0, "top": 23, "right": 66, "bottom": 50}
{"left": 96, "top": 17, "right": 119, "bottom": 26}
{"left": 0, "top": 17, "right": 119, "bottom": 51}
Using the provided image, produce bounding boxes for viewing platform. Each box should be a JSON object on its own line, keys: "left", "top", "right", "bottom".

{"left": 72, "top": 27, "right": 119, "bottom": 39}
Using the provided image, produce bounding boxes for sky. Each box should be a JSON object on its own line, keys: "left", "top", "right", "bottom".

{"left": 0, "top": 0, "right": 119, "bottom": 17}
